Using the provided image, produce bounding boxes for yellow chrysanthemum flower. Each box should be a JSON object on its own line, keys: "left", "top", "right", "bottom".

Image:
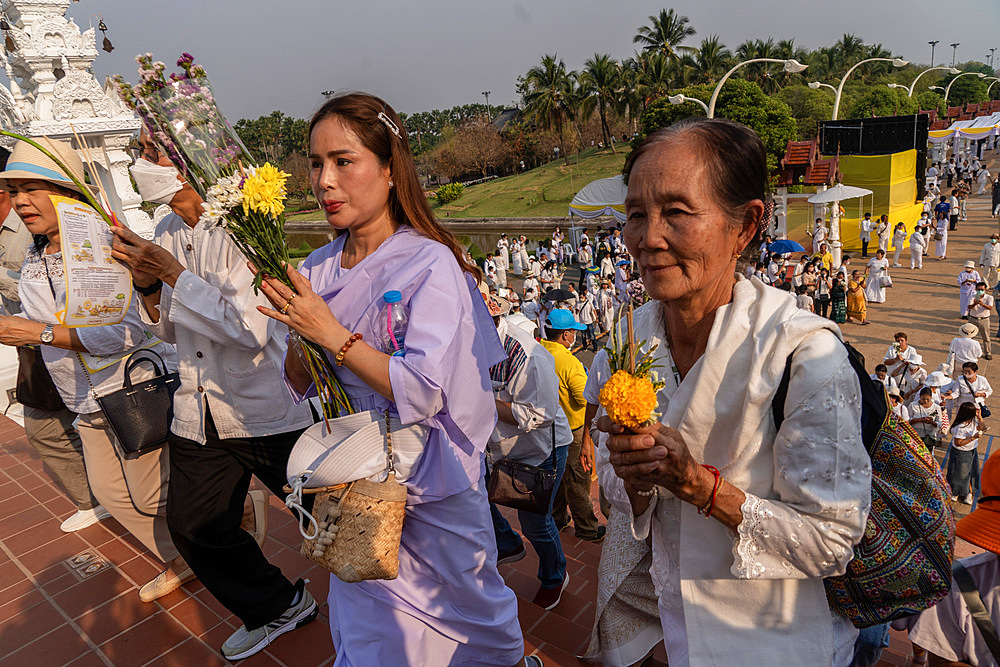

{"left": 599, "top": 370, "right": 659, "bottom": 429}
{"left": 241, "top": 163, "right": 290, "bottom": 218}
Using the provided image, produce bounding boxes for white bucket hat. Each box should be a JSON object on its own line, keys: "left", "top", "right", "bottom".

{"left": 965, "top": 260, "right": 977, "bottom": 270}
{"left": 924, "top": 371, "right": 951, "bottom": 387}
{"left": 0, "top": 137, "right": 89, "bottom": 195}
{"left": 961, "top": 322, "right": 979, "bottom": 338}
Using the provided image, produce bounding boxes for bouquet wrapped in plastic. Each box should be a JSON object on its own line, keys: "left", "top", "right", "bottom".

{"left": 115, "top": 54, "right": 352, "bottom": 421}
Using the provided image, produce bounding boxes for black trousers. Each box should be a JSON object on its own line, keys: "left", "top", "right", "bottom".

{"left": 166, "top": 410, "right": 308, "bottom": 630}
{"left": 861, "top": 239, "right": 869, "bottom": 258}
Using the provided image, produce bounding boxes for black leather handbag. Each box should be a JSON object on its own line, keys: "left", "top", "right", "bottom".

{"left": 82, "top": 350, "right": 179, "bottom": 460}
{"left": 16, "top": 345, "right": 67, "bottom": 411}
{"left": 487, "top": 424, "right": 557, "bottom": 514}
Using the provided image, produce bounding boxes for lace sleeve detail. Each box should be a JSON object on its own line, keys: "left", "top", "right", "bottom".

{"left": 731, "top": 342, "right": 871, "bottom": 580}
{"left": 733, "top": 493, "right": 767, "bottom": 578}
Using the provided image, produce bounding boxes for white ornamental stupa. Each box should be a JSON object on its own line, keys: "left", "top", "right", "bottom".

{"left": 0, "top": 0, "right": 152, "bottom": 236}
{"left": 0, "top": 0, "right": 152, "bottom": 422}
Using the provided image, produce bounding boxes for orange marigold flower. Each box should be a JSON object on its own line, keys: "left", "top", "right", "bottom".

{"left": 599, "top": 370, "right": 659, "bottom": 428}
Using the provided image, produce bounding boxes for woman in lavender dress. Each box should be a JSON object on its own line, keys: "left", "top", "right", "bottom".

{"left": 257, "top": 93, "right": 532, "bottom": 666}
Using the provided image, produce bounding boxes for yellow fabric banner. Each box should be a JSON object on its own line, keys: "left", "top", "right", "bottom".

{"left": 801, "top": 150, "right": 923, "bottom": 253}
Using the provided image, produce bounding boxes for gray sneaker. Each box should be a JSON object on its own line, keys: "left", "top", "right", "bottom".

{"left": 221, "top": 580, "right": 318, "bottom": 660}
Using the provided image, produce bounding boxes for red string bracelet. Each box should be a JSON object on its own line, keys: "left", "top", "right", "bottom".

{"left": 698, "top": 465, "right": 722, "bottom": 518}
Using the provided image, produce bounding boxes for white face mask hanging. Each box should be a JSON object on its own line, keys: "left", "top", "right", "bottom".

{"left": 129, "top": 158, "right": 183, "bottom": 204}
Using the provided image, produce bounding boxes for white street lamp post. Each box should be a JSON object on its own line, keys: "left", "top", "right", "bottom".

{"left": 808, "top": 81, "right": 837, "bottom": 93}
{"left": 707, "top": 58, "right": 807, "bottom": 118}
{"left": 667, "top": 94, "right": 709, "bottom": 114}
{"left": 942, "top": 71, "right": 987, "bottom": 107}
{"left": 887, "top": 66, "right": 960, "bottom": 97}
{"left": 832, "top": 57, "right": 909, "bottom": 120}
{"left": 984, "top": 77, "right": 1000, "bottom": 98}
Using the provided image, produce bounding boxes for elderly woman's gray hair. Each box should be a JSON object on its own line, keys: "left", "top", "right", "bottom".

{"left": 624, "top": 117, "right": 770, "bottom": 237}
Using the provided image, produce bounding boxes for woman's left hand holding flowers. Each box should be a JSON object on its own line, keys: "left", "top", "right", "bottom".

{"left": 254, "top": 261, "right": 347, "bottom": 351}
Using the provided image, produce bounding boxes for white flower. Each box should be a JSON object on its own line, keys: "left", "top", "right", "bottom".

{"left": 197, "top": 202, "right": 227, "bottom": 228}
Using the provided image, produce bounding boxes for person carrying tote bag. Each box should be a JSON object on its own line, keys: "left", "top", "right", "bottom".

{"left": 0, "top": 136, "right": 187, "bottom": 603}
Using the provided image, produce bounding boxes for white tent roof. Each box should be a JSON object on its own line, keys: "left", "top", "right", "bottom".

{"left": 969, "top": 112, "right": 1000, "bottom": 128}
{"left": 807, "top": 183, "right": 874, "bottom": 203}
{"left": 569, "top": 175, "right": 627, "bottom": 222}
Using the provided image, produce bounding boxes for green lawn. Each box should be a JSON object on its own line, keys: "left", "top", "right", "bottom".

{"left": 284, "top": 147, "right": 627, "bottom": 221}
{"left": 432, "top": 148, "right": 626, "bottom": 218}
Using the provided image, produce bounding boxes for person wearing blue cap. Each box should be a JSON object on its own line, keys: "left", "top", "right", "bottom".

{"left": 541, "top": 309, "right": 605, "bottom": 544}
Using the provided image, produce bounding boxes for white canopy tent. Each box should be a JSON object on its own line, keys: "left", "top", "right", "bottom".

{"left": 568, "top": 175, "right": 628, "bottom": 223}
{"left": 807, "top": 184, "right": 874, "bottom": 268}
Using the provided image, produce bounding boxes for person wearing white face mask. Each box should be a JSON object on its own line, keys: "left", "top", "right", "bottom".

{"left": 109, "top": 133, "right": 318, "bottom": 659}
{"left": 980, "top": 234, "right": 1000, "bottom": 289}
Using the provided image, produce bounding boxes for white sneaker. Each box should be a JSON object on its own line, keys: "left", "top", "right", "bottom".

{"left": 951, "top": 495, "right": 959, "bottom": 502}
{"left": 60, "top": 505, "right": 111, "bottom": 532}
{"left": 963, "top": 494, "right": 975, "bottom": 505}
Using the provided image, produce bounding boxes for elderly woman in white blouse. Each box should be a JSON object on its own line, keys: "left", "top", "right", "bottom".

{"left": 597, "top": 118, "right": 871, "bottom": 666}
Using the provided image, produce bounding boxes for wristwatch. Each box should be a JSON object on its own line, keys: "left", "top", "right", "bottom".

{"left": 39, "top": 324, "right": 54, "bottom": 344}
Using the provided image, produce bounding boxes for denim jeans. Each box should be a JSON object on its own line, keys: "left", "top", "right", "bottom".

{"left": 947, "top": 447, "right": 980, "bottom": 498}
{"left": 490, "top": 444, "right": 568, "bottom": 589}
{"left": 851, "top": 622, "right": 891, "bottom": 667}
{"left": 580, "top": 323, "right": 598, "bottom": 351}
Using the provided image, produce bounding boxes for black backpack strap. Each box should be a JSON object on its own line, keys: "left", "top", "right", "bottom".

{"left": 772, "top": 354, "right": 794, "bottom": 431}
{"left": 953, "top": 560, "right": 1000, "bottom": 662}
{"left": 772, "top": 337, "right": 888, "bottom": 442}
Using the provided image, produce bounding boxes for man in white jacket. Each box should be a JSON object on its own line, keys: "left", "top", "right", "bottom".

{"left": 980, "top": 233, "right": 1000, "bottom": 288}
{"left": 110, "top": 136, "right": 317, "bottom": 660}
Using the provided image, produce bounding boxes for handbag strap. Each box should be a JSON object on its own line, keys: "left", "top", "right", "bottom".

{"left": 953, "top": 561, "right": 1000, "bottom": 661}
{"left": 75, "top": 352, "right": 101, "bottom": 401}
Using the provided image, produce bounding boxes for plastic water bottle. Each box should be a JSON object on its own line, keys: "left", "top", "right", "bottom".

{"left": 377, "top": 290, "right": 408, "bottom": 357}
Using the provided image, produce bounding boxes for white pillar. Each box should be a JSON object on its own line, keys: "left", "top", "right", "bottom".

{"left": 773, "top": 188, "right": 788, "bottom": 238}
{"left": 830, "top": 203, "right": 842, "bottom": 269}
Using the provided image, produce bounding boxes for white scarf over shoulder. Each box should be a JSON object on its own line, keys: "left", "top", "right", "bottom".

{"left": 622, "top": 277, "right": 870, "bottom": 666}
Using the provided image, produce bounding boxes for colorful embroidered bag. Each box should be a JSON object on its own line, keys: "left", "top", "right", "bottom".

{"left": 774, "top": 340, "right": 955, "bottom": 628}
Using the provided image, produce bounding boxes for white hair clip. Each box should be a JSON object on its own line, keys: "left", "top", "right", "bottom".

{"left": 377, "top": 111, "right": 401, "bottom": 139}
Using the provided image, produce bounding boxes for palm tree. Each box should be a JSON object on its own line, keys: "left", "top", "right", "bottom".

{"left": 836, "top": 33, "right": 866, "bottom": 68}
{"left": 579, "top": 53, "right": 622, "bottom": 152}
{"left": 810, "top": 45, "right": 842, "bottom": 80}
{"left": 523, "top": 54, "right": 574, "bottom": 160}
{"left": 776, "top": 38, "right": 807, "bottom": 63}
{"left": 693, "top": 34, "right": 732, "bottom": 84}
{"left": 635, "top": 50, "right": 674, "bottom": 105}
{"left": 618, "top": 61, "right": 643, "bottom": 134}
{"left": 633, "top": 8, "right": 696, "bottom": 61}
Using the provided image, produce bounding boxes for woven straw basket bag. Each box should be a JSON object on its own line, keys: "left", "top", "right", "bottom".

{"left": 286, "top": 411, "right": 407, "bottom": 583}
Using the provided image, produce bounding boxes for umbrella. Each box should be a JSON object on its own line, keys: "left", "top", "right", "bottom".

{"left": 768, "top": 239, "right": 805, "bottom": 254}
{"left": 543, "top": 288, "right": 575, "bottom": 302}
{"left": 807, "top": 183, "right": 873, "bottom": 204}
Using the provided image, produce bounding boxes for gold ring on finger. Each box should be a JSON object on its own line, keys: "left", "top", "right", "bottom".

{"left": 280, "top": 300, "right": 291, "bottom": 314}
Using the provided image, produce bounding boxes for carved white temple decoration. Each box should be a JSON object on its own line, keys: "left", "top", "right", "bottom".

{"left": 0, "top": 0, "right": 153, "bottom": 237}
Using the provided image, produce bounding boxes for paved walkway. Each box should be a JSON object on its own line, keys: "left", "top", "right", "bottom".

{"left": 2, "top": 164, "right": 999, "bottom": 665}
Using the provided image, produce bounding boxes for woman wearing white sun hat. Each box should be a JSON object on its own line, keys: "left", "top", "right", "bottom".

{"left": 0, "top": 136, "right": 186, "bottom": 602}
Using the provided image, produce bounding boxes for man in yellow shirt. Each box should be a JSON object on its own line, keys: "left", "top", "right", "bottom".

{"left": 540, "top": 309, "right": 605, "bottom": 542}
{"left": 814, "top": 242, "right": 833, "bottom": 272}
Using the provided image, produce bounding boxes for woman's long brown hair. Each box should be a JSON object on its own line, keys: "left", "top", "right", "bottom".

{"left": 308, "top": 92, "right": 482, "bottom": 282}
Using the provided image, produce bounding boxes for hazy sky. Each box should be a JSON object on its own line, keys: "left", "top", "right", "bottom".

{"left": 51, "top": 0, "right": 1000, "bottom": 121}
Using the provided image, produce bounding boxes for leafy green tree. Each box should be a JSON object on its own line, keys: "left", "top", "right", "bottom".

{"left": 632, "top": 79, "right": 796, "bottom": 175}
{"left": 847, "top": 88, "right": 918, "bottom": 118}
{"left": 578, "top": 53, "right": 622, "bottom": 151}
{"left": 523, "top": 54, "right": 574, "bottom": 160}
{"left": 916, "top": 90, "right": 945, "bottom": 116}
{"left": 633, "top": 9, "right": 696, "bottom": 60}
{"left": 836, "top": 33, "right": 866, "bottom": 67}
{"left": 777, "top": 85, "right": 834, "bottom": 139}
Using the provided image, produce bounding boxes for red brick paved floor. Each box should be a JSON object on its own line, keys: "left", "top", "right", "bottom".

{"left": 0, "top": 413, "right": 979, "bottom": 666}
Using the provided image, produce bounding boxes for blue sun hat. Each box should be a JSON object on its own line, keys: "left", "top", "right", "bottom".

{"left": 546, "top": 309, "right": 587, "bottom": 331}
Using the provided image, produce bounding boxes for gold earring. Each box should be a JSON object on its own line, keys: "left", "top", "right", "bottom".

{"left": 732, "top": 252, "right": 740, "bottom": 259}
